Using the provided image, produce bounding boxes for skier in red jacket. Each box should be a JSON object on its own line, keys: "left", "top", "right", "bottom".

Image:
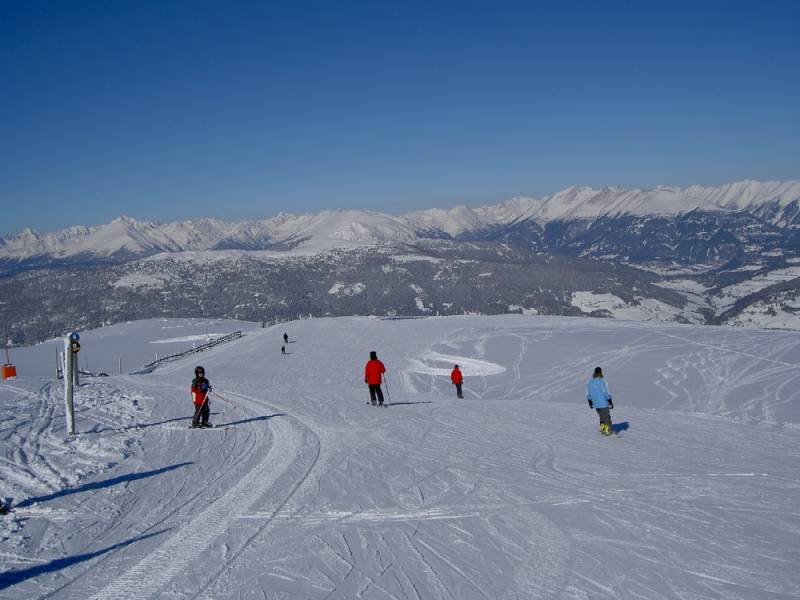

{"left": 190, "top": 366, "right": 212, "bottom": 428}
{"left": 450, "top": 364, "right": 464, "bottom": 399}
{"left": 364, "top": 351, "right": 386, "bottom": 406}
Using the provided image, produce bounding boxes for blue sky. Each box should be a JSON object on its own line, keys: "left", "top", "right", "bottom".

{"left": 1, "top": 0, "right": 798, "bottom": 235}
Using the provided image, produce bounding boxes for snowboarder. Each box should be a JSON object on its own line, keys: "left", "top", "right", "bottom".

{"left": 364, "top": 351, "right": 386, "bottom": 406}
{"left": 281, "top": 345, "right": 286, "bottom": 355}
{"left": 586, "top": 366, "right": 614, "bottom": 435}
{"left": 451, "top": 364, "right": 464, "bottom": 398}
{"left": 283, "top": 332, "right": 289, "bottom": 344}
{"left": 191, "top": 366, "right": 212, "bottom": 428}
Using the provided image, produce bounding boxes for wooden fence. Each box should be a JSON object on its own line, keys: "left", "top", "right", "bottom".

{"left": 134, "top": 330, "right": 244, "bottom": 373}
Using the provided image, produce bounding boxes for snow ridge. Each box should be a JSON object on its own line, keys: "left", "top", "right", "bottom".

{"left": 2, "top": 179, "right": 799, "bottom": 260}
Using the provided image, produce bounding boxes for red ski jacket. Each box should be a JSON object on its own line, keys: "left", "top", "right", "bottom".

{"left": 191, "top": 377, "right": 210, "bottom": 406}
{"left": 450, "top": 368, "right": 463, "bottom": 384}
{"left": 364, "top": 359, "right": 386, "bottom": 385}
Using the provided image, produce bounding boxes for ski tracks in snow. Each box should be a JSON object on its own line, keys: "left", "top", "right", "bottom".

{"left": 6, "top": 316, "right": 800, "bottom": 599}
{"left": 84, "top": 388, "right": 320, "bottom": 600}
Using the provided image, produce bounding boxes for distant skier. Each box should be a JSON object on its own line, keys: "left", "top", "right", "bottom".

{"left": 283, "top": 332, "right": 289, "bottom": 344}
{"left": 586, "top": 366, "right": 614, "bottom": 435}
{"left": 191, "top": 366, "right": 212, "bottom": 428}
{"left": 450, "top": 364, "right": 464, "bottom": 399}
{"left": 281, "top": 345, "right": 286, "bottom": 355}
{"left": 364, "top": 351, "right": 386, "bottom": 406}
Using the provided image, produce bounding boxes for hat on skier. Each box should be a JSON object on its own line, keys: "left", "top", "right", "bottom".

{"left": 593, "top": 366, "right": 603, "bottom": 377}
{"left": 369, "top": 351, "right": 377, "bottom": 360}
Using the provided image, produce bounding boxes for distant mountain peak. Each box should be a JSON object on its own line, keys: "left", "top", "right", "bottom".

{"left": 2, "top": 179, "right": 799, "bottom": 265}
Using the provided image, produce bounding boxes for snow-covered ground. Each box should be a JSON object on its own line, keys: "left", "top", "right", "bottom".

{"left": 724, "top": 292, "right": 800, "bottom": 330}
{"left": 711, "top": 266, "right": 800, "bottom": 313}
{"left": 570, "top": 291, "right": 698, "bottom": 323}
{"left": 655, "top": 267, "right": 800, "bottom": 330}
{"left": 1, "top": 315, "right": 799, "bottom": 599}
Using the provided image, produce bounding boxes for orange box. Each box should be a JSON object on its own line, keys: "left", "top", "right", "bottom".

{"left": 1, "top": 364, "right": 16, "bottom": 380}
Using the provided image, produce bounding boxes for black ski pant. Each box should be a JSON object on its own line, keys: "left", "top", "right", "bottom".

{"left": 595, "top": 407, "right": 612, "bottom": 428}
{"left": 368, "top": 384, "right": 384, "bottom": 405}
{"left": 454, "top": 383, "right": 463, "bottom": 398}
{"left": 192, "top": 401, "right": 210, "bottom": 427}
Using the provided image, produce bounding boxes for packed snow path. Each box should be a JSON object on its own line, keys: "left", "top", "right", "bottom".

{"left": 1, "top": 316, "right": 799, "bottom": 599}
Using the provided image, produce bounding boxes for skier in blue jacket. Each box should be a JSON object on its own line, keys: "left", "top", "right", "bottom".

{"left": 586, "top": 366, "right": 614, "bottom": 435}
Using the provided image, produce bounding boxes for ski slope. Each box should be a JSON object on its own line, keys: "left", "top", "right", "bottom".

{"left": 1, "top": 315, "right": 799, "bottom": 599}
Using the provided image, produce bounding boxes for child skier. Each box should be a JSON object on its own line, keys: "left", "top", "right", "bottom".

{"left": 191, "top": 366, "right": 212, "bottom": 428}
{"left": 364, "top": 351, "right": 387, "bottom": 406}
{"left": 586, "top": 366, "right": 614, "bottom": 435}
{"left": 450, "top": 364, "right": 464, "bottom": 398}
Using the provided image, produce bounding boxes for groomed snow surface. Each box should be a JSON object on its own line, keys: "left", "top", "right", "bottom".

{"left": 1, "top": 315, "right": 799, "bottom": 599}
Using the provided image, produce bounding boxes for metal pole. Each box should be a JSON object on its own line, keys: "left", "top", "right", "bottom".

{"left": 63, "top": 338, "right": 75, "bottom": 435}
{"left": 73, "top": 351, "right": 80, "bottom": 387}
{"left": 119, "top": 357, "right": 122, "bottom": 375}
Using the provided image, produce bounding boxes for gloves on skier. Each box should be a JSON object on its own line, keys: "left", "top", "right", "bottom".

{"left": 608, "top": 398, "right": 613, "bottom": 409}
{"left": 587, "top": 399, "right": 593, "bottom": 409}
{"left": 364, "top": 378, "right": 368, "bottom": 384}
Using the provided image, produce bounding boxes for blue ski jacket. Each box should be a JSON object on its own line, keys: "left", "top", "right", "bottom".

{"left": 586, "top": 377, "right": 612, "bottom": 409}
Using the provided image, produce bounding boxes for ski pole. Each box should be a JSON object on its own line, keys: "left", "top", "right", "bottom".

{"left": 383, "top": 376, "right": 391, "bottom": 404}
{"left": 212, "top": 390, "right": 237, "bottom": 409}
{"left": 190, "top": 390, "right": 210, "bottom": 427}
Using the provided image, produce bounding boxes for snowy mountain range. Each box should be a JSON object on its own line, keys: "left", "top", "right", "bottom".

{"left": 3, "top": 180, "right": 800, "bottom": 265}
{"left": 5, "top": 179, "right": 800, "bottom": 345}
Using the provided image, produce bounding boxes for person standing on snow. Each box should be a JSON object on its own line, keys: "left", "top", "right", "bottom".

{"left": 191, "top": 366, "right": 212, "bottom": 428}
{"left": 364, "top": 351, "right": 386, "bottom": 406}
{"left": 450, "top": 364, "right": 464, "bottom": 399}
{"left": 283, "top": 332, "right": 289, "bottom": 344}
{"left": 586, "top": 366, "right": 614, "bottom": 435}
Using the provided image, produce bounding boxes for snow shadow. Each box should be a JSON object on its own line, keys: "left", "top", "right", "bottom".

{"left": 0, "top": 529, "right": 170, "bottom": 591}
{"left": 13, "top": 462, "right": 193, "bottom": 509}
{"left": 216, "top": 413, "right": 286, "bottom": 428}
{"left": 116, "top": 412, "right": 221, "bottom": 432}
{"left": 385, "top": 401, "right": 433, "bottom": 407}
{"left": 612, "top": 421, "right": 630, "bottom": 433}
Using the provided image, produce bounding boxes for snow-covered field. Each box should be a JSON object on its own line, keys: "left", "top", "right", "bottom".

{"left": 570, "top": 291, "right": 696, "bottom": 323}
{"left": 712, "top": 266, "right": 800, "bottom": 312}
{"left": 1, "top": 315, "right": 799, "bottom": 599}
